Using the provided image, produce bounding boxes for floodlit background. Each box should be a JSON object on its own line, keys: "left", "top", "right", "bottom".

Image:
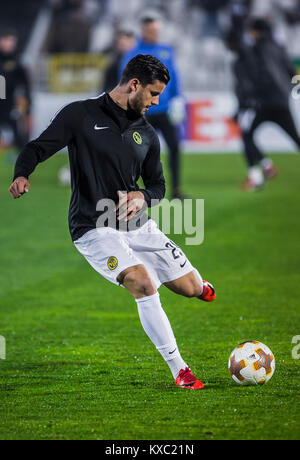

{"left": 1, "top": 0, "right": 300, "bottom": 152}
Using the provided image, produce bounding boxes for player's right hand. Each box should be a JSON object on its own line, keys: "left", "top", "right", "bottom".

{"left": 9, "top": 177, "right": 30, "bottom": 199}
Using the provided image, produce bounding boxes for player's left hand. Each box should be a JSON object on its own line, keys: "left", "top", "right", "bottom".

{"left": 116, "top": 190, "right": 146, "bottom": 222}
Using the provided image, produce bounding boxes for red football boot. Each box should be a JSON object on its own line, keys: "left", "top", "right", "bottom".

{"left": 241, "top": 177, "right": 263, "bottom": 191}
{"left": 175, "top": 367, "right": 204, "bottom": 390}
{"left": 263, "top": 164, "right": 279, "bottom": 180}
{"left": 199, "top": 280, "right": 216, "bottom": 302}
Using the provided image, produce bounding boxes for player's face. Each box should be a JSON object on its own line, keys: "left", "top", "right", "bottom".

{"left": 118, "top": 34, "right": 135, "bottom": 53}
{"left": 0, "top": 35, "right": 17, "bottom": 54}
{"left": 142, "top": 21, "right": 161, "bottom": 44}
{"left": 129, "top": 80, "right": 166, "bottom": 115}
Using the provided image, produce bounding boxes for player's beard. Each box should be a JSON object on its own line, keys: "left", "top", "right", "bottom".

{"left": 128, "top": 93, "right": 146, "bottom": 116}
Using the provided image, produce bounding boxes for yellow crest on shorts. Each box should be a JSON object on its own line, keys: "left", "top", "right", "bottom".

{"left": 107, "top": 256, "right": 118, "bottom": 270}
{"left": 133, "top": 131, "right": 142, "bottom": 145}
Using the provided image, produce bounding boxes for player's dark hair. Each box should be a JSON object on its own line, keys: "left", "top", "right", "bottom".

{"left": 118, "top": 29, "right": 135, "bottom": 38}
{"left": 141, "top": 17, "right": 157, "bottom": 25}
{"left": 248, "top": 18, "right": 272, "bottom": 34}
{"left": 120, "top": 54, "right": 170, "bottom": 87}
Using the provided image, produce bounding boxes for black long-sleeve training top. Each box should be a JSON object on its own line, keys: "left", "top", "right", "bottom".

{"left": 13, "top": 93, "right": 166, "bottom": 241}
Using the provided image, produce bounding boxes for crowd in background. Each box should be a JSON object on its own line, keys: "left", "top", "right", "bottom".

{"left": 41, "top": 0, "right": 300, "bottom": 53}
{"left": 1, "top": 0, "right": 300, "bottom": 190}
{"left": 38, "top": 0, "right": 300, "bottom": 94}
{"left": 2, "top": 1, "right": 300, "bottom": 83}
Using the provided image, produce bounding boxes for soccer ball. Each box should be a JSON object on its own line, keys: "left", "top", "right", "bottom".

{"left": 228, "top": 341, "right": 275, "bottom": 386}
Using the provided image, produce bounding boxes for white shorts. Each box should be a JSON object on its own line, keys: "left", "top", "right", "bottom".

{"left": 74, "top": 219, "right": 195, "bottom": 289}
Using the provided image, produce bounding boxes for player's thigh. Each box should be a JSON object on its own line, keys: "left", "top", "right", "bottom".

{"left": 239, "top": 109, "right": 263, "bottom": 135}
{"left": 74, "top": 228, "right": 143, "bottom": 286}
{"left": 271, "top": 109, "right": 300, "bottom": 144}
{"left": 129, "top": 220, "right": 195, "bottom": 288}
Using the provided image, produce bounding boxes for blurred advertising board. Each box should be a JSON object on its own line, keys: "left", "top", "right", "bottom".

{"left": 180, "top": 92, "right": 300, "bottom": 153}
{"left": 182, "top": 93, "right": 240, "bottom": 152}
{"left": 31, "top": 91, "right": 300, "bottom": 154}
{"left": 48, "top": 54, "right": 108, "bottom": 93}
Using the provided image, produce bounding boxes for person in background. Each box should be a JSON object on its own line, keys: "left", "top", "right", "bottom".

{"left": 228, "top": 0, "right": 252, "bottom": 41}
{"left": 282, "top": 0, "right": 300, "bottom": 24}
{"left": 121, "top": 15, "right": 186, "bottom": 200}
{"left": 198, "top": 0, "right": 230, "bottom": 38}
{"left": 103, "top": 29, "right": 136, "bottom": 93}
{"left": 0, "top": 28, "right": 31, "bottom": 155}
{"left": 226, "top": 31, "right": 274, "bottom": 191}
{"left": 188, "top": 0, "right": 229, "bottom": 38}
{"left": 45, "top": 0, "right": 92, "bottom": 53}
{"left": 230, "top": 19, "right": 300, "bottom": 190}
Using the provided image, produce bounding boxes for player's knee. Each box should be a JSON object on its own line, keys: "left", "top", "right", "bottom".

{"left": 128, "top": 273, "right": 156, "bottom": 297}
{"left": 140, "top": 279, "right": 157, "bottom": 297}
{"left": 118, "top": 265, "right": 156, "bottom": 298}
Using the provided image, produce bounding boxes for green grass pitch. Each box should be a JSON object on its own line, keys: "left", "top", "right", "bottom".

{"left": 0, "top": 150, "right": 299, "bottom": 440}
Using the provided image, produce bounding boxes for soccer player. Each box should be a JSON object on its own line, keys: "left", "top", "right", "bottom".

{"left": 121, "top": 15, "right": 186, "bottom": 200}
{"left": 226, "top": 31, "right": 276, "bottom": 190}
{"left": 235, "top": 19, "right": 300, "bottom": 191}
{"left": 9, "top": 54, "right": 216, "bottom": 390}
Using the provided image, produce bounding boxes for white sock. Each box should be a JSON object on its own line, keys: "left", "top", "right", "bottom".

{"left": 248, "top": 166, "right": 264, "bottom": 186}
{"left": 136, "top": 292, "right": 188, "bottom": 379}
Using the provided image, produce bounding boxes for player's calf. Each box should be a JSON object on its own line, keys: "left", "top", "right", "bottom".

{"left": 179, "top": 277, "right": 216, "bottom": 302}
{"left": 164, "top": 271, "right": 216, "bottom": 302}
{"left": 164, "top": 270, "right": 203, "bottom": 298}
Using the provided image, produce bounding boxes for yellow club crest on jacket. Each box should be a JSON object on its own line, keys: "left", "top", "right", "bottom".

{"left": 133, "top": 131, "right": 142, "bottom": 145}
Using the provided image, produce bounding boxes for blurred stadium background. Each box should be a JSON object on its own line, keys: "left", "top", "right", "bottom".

{"left": 1, "top": 0, "right": 300, "bottom": 153}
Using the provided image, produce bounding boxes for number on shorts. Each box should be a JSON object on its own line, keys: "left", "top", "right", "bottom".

{"left": 165, "top": 241, "right": 183, "bottom": 260}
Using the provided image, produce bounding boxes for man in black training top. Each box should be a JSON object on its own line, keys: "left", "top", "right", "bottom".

{"left": 9, "top": 54, "right": 216, "bottom": 390}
